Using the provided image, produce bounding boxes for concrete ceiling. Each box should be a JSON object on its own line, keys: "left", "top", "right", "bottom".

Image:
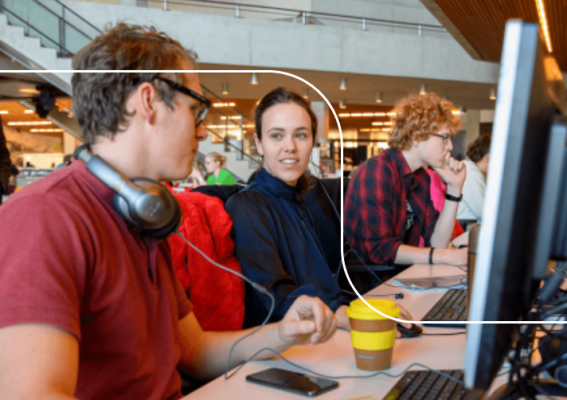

{"left": 198, "top": 62, "right": 499, "bottom": 111}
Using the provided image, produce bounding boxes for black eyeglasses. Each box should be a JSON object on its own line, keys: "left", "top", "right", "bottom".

{"left": 432, "top": 133, "right": 450, "bottom": 145}
{"left": 130, "top": 76, "right": 211, "bottom": 127}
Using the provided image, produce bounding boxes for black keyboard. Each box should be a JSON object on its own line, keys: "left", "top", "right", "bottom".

{"left": 421, "top": 289, "right": 467, "bottom": 328}
{"left": 383, "top": 370, "right": 467, "bottom": 400}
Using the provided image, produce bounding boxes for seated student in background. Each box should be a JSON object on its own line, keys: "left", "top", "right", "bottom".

{"left": 0, "top": 25, "right": 338, "bottom": 400}
{"left": 345, "top": 92, "right": 468, "bottom": 267}
{"left": 457, "top": 134, "right": 490, "bottom": 223}
{"left": 423, "top": 168, "right": 465, "bottom": 242}
{"left": 205, "top": 152, "right": 237, "bottom": 185}
{"left": 226, "top": 88, "right": 352, "bottom": 329}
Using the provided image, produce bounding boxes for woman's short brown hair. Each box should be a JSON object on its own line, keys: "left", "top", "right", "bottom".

{"left": 72, "top": 23, "right": 197, "bottom": 143}
{"left": 388, "top": 92, "right": 460, "bottom": 150}
{"left": 466, "top": 134, "right": 491, "bottom": 162}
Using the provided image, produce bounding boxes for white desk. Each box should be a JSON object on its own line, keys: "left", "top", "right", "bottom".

{"left": 184, "top": 264, "right": 468, "bottom": 400}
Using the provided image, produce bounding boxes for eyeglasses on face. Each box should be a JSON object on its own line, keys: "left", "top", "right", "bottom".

{"left": 432, "top": 132, "right": 451, "bottom": 145}
{"left": 130, "top": 76, "right": 211, "bottom": 127}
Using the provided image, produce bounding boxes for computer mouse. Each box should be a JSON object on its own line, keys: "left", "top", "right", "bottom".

{"left": 397, "top": 323, "right": 423, "bottom": 338}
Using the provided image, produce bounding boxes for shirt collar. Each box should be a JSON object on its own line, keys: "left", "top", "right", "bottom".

{"left": 391, "top": 149, "right": 413, "bottom": 178}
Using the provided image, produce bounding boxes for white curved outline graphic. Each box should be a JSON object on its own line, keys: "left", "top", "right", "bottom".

{"left": 5, "top": 68, "right": 559, "bottom": 325}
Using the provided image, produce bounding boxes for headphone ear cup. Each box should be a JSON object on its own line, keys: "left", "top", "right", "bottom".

{"left": 113, "top": 178, "right": 182, "bottom": 239}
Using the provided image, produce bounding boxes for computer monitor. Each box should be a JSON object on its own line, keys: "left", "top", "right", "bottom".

{"left": 464, "top": 20, "right": 566, "bottom": 391}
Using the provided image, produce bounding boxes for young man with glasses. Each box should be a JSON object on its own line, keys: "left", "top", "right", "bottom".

{"left": 0, "top": 24, "right": 337, "bottom": 400}
{"left": 344, "top": 92, "right": 468, "bottom": 268}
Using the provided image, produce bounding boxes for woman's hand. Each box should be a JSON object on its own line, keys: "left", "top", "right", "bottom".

{"left": 277, "top": 296, "right": 338, "bottom": 347}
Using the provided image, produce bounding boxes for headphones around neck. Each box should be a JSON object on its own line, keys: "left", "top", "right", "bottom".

{"left": 74, "top": 144, "right": 182, "bottom": 239}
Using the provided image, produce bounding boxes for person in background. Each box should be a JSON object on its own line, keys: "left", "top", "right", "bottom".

{"left": 424, "top": 168, "right": 465, "bottom": 241}
{"left": 321, "top": 163, "right": 338, "bottom": 179}
{"left": 6, "top": 165, "right": 19, "bottom": 195}
{"left": 205, "top": 152, "right": 236, "bottom": 185}
{"left": 345, "top": 92, "right": 468, "bottom": 267}
{"left": 0, "top": 24, "right": 338, "bottom": 400}
{"left": 226, "top": 88, "right": 349, "bottom": 329}
{"left": 0, "top": 117, "right": 11, "bottom": 204}
{"left": 189, "top": 159, "right": 207, "bottom": 187}
{"left": 457, "top": 134, "right": 491, "bottom": 222}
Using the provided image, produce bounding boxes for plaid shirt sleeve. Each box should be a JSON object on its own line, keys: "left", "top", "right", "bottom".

{"left": 344, "top": 157, "right": 404, "bottom": 265}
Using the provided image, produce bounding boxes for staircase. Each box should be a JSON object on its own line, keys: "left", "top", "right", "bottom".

{"left": 0, "top": 0, "right": 260, "bottom": 181}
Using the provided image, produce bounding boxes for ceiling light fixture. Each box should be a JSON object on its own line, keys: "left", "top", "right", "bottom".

{"left": 213, "top": 102, "right": 236, "bottom": 108}
{"left": 339, "top": 113, "right": 350, "bottom": 118}
{"left": 535, "top": 0, "right": 553, "bottom": 53}
{"left": 489, "top": 88, "right": 497, "bottom": 100}
{"left": 419, "top": 84, "right": 427, "bottom": 95}
{"left": 24, "top": 110, "right": 34, "bottom": 114}
{"left": 339, "top": 99, "right": 347, "bottom": 109}
{"left": 220, "top": 115, "right": 242, "bottom": 120}
{"left": 375, "top": 92, "right": 383, "bottom": 103}
{"left": 302, "top": 88, "right": 310, "bottom": 99}
{"left": 339, "top": 78, "right": 347, "bottom": 91}
{"left": 0, "top": 111, "right": 7, "bottom": 114}
{"left": 221, "top": 83, "right": 229, "bottom": 95}
{"left": 19, "top": 88, "right": 40, "bottom": 94}
{"left": 251, "top": 73, "right": 259, "bottom": 85}
{"left": 8, "top": 121, "right": 52, "bottom": 126}
{"left": 31, "top": 128, "right": 64, "bottom": 132}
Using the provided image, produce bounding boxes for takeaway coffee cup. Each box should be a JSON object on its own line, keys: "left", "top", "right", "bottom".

{"left": 345, "top": 299, "right": 400, "bottom": 371}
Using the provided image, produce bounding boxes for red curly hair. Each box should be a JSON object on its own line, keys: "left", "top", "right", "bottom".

{"left": 388, "top": 92, "right": 460, "bottom": 150}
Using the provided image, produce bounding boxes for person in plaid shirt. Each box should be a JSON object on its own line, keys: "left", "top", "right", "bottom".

{"left": 345, "top": 92, "right": 468, "bottom": 267}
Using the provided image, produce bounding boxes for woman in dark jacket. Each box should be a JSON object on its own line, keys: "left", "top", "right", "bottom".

{"left": 226, "top": 88, "right": 349, "bottom": 328}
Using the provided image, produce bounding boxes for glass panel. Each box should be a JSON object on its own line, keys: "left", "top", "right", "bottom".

{"left": 65, "top": 24, "right": 91, "bottom": 54}
{"left": 2, "top": 0, "right": 60, "bottom": 50}
{"left": 62, "top": 6, "right": 100, "bottom": 39}
{"left": 29, "top": 26, "right": 59, "bottom": 51}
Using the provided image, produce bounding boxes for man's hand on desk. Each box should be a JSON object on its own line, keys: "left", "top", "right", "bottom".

{"left": 277, "top": 295, "right": 338, "bottom": 347}
{"left": 335, "top": 304, "right": 415, "bottom": 338}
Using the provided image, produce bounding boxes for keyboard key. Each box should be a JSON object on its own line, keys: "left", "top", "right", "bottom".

{"left": 380, "top": 370, "right": 468, "bottom": 400}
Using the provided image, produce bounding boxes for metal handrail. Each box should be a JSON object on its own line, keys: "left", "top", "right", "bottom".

{"left": 147, "top": 0, "right": 446, "bottom": 32}
{"left": 0, "top": 0, "right": 100, "bottom": 55}
{"left": 0, "top": 7, "right": 65, "bottom": 52}
{"left": 206, "top": 127, "right": 261, "bottom": 167}
{"left": 52, "top": 0, "right": 101, "bottom": 34}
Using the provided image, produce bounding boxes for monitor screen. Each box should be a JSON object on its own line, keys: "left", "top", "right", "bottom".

{"left": 464, "top": 20, "right": 565, "bottom": 391}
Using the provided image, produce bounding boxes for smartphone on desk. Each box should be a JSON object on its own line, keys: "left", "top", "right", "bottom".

{"left": 246, "top": 368, "right": 339, "bottom": 397}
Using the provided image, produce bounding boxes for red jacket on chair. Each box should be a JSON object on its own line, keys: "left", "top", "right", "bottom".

{"left": 168, "top": 192, "right": 245, "bottom": 331}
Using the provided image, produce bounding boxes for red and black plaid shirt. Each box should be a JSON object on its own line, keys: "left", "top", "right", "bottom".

{"left": 344, "top": 149, "right": 439, "bottom": 265}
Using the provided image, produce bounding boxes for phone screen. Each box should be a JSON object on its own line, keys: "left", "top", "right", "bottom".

{"left": 246, "top": 368, "right": 339, "bottom": 397}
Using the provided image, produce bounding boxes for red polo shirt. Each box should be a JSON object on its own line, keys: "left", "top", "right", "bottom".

{"left": 0, "top": 160, "right": 193, "bottom": 400}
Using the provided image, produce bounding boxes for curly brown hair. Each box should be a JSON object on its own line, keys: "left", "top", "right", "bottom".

{"left": 387, "top": 92, "right": 460, "bottom": 150}
{"left": 72, "top": 23, "right": 197, "bottom": 143}
{"left": 466, "top": 134, "right": 491, "bottom": 162}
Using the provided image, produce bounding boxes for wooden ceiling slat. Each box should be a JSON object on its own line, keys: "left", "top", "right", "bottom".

{"left": 424, "top": 0, "right": 567, "bottom": 71}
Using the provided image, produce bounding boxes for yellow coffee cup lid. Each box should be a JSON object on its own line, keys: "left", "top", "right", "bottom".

{"left": 346, "top": 298, "right": 401, "bottom": 321}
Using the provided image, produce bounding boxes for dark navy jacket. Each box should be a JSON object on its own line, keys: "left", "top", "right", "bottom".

{"left": 225, "top": 168, "right": 346, "bottom": 328}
